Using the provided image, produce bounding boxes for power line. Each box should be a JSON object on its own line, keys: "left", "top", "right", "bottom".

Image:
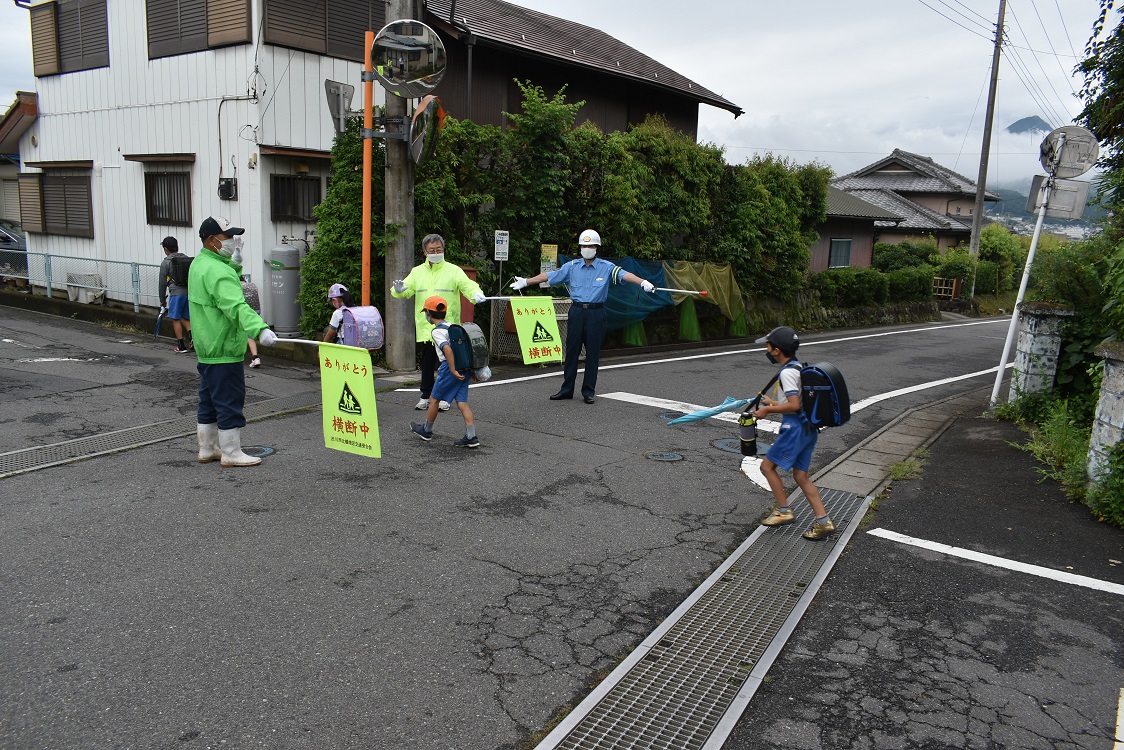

{"left": 1052, "top": 0, "right": 1081, "bottom": 61}
{"left": 913, "top": 0, "right": 994, "bottom": 41}
{"left": 1002, "top": 39, "right": 1063, "bottom": 126}
{"left": 1006, "top": 0, "right": 1076, "bottom": 114}
{"left": 932, "top": 0, "right": 994, "bottom": 33}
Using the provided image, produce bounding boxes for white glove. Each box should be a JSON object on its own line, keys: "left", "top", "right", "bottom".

{"left": 640, "top": 279, "right": 655, "bottom": 293}
{"left": 472, "top": 291, "right": 487, "bottom": 304}
{"left": 510, "top": 277, "right": 528, "bottom": 291}
{"left": 159, "top": 306, "right": 167, "bottom": 315}
{"left": 392, "top": 279, "right": 407, "bottom": 294}
{"left": 258, "top": 329, "right": 278, "bottom": 346}
{"left": 231, "top": 248, "right": 243, "bottom": 265}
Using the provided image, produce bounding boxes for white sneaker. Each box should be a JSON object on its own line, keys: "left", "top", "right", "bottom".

{"left": 414, "top": 398, "right": 429, "bottom": 410}
{"left": 438, "top": 400, "right": 451, "bottom": 411}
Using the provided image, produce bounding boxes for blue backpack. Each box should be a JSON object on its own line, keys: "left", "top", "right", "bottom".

{"left": 758, "top": 361, "right": 851, "bottom": 429}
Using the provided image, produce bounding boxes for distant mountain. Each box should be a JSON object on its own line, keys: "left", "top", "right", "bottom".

{"left": 1006, "top": 116, "right": 1052, "bottom": 135}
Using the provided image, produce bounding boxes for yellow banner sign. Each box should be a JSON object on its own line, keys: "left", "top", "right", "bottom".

{"left": 319, "top": 342, "right": 381, "bottom": 458}
{"left": 509, "top": 296, "right": 563, "bottom": 365}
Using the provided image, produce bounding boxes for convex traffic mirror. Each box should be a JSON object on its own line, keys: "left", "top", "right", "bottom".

{"left": 371, "top": 20, "right": 447, "bottom": 99}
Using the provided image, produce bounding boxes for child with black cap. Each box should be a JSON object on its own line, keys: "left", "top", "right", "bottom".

{"left": 752, "top": 326, "right": 835, "bottom": 540}
{"left": 409, "top": 295, "right": 479, "bottom": 447}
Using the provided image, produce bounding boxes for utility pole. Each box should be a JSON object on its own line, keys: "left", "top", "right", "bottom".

{"left": 383, "top": 0, "right": 423, "bottom": 372}
{"left": 968, "top": 0, "right": 1007, "bottom": 299}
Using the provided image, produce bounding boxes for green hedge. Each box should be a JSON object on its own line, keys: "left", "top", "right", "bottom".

{"left": 886, "top": 264, "right": 935, "bottom": 302}
{"left": 811, "top": 267, "right": 888, "bottom": 307}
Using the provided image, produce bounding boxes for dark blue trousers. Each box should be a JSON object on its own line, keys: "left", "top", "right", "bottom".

{"left": 197, "top": 362, "right": 247, "bottom": 429}
{"left": 560, "top": 304, "right": 606, "bottom": 399}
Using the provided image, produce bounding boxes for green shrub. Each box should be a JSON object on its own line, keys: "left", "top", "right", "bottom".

{"left": 1018, "top": 398, "right": 1093, "bottom": 502}
{"left": 886, "top": 264, "right": 934, "bottom": 302}
{"left": 1087, "top": 442, "right": 1124, "bottom": 528}
{"left": 974, "top": 260, "right": 1000, "bottom": 295}
{"left": 872, "top": 239, "right": 939, "bottom": 272}
{"left": 936, "top": 249, "right": 973, "bottom": 281}
{"left": 812, "top": 266, "right": 888, "bottom": 307}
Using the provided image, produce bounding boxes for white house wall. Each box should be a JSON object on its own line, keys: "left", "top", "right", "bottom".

{"left": 19, "top": 0, "right": 382, "bottom": 323}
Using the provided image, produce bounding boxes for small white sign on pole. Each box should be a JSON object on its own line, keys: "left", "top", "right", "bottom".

{"left": 494, "top": 230, "right": 510, "bottom": 261}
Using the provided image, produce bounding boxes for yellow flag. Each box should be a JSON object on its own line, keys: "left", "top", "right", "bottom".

{"left": 319, "top": 342, "right": 381, "bottom": 458}
{"left": 509, "top": 296, "right": 563, "bottom": 364}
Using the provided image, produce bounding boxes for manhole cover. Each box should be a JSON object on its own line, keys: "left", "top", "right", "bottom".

{"left": 711, "top": 438, "right": 742, "bottom": 454}
{"left": 644, "top": 451, "right": 684, "bottom": 462}
{"left": 658, "top": 411, "right": 685, "bottom": 421}
{"left": 241, "top": 446, "right": 275, "bottom": 457}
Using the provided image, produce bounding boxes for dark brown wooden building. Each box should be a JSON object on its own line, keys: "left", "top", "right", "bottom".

{"left": 425, "top": 0, "right": 742, "bottom": 136}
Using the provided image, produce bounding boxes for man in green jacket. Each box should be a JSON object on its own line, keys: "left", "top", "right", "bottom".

{"left": 189, "top": 216, "right": 278, "bottom": 467}
{"left": 391, "top": 233, "right": 486, "bottom": 410}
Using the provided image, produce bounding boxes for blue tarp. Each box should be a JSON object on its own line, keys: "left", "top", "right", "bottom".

{"left": 558, "top": 254, "right": 673, "bottom": 331}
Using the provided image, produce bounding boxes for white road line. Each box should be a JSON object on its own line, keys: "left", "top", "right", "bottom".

{"left": 1115, "top": 688, "right": 1124, "bottom": 749}
{"left": 394, "top": 318, "right": 1009, "bottom": 393}
{"left": 850, "top": 364, "right": 1012, "bottom": 413}
{"left": 868, "top": 528, "right": 1124, "bottom": 596}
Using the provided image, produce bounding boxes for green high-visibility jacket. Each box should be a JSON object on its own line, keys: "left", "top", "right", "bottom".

{"left": 188, "top": 248, "right": 269, "bottom": 364}
{"left": 390, "top": 260, "right": 483, "bottom": 343}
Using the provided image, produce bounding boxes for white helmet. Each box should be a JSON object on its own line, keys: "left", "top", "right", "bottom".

{"left": 578, "top": 229, "right": 601, "bottom": 246}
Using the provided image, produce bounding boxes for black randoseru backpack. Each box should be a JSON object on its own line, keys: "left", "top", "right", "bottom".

{"left": 800, "top": 362, "right": 851, "bottom": 428}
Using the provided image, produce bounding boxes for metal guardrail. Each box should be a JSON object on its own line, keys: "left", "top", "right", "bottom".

{"left": 0, "top": 251, "right": 163, "bottom": 313}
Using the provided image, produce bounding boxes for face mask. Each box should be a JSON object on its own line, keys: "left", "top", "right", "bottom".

{"left": 217, "top": 235, "right": 243, "bottom": 259}
{"left": 426, "top": 253, "right": 444, "bottom": 265}
{"left": 580, "top": 248, "right": 597, "bottom": 260}
{"left": 766, "top": 351, "right": 778, "bottom": 364}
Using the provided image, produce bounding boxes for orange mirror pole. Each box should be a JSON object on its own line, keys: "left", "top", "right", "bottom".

{"left": 361, "top": 30, "right": 374, "bottom": 307}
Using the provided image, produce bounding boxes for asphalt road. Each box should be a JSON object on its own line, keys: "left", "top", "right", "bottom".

{"left": 1, "top": 306, "right": 1119, "bottom": 749}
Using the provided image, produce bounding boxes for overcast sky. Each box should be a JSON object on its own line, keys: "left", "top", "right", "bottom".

{"left": 0, "top": 1, "right": 1108, "bottom": 189}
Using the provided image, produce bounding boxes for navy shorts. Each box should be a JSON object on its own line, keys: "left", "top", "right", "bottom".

{"left": 431, "top": 361, "right": 470, "bottom": 404}
{"left": 167, "top": 295, "right": 189, "bottom": 320}
{"left": 765, "top": 416, "right": 817, "bottom": 473}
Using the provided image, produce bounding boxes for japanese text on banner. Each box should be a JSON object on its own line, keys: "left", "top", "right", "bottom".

{"left": 509, "top": 297, "right": 563, "bottom": 365}
{"left": 319, "top": 342, "right": 381, "bottom": 458}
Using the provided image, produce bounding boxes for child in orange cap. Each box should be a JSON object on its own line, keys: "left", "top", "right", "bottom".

{"left": 410, "top": 296, "right": 479, "bottom": 447}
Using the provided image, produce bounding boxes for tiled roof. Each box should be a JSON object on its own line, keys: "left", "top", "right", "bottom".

{"left": 845, "top": 189, "right": 974, "bottom": 233}
{"left": 832, "top": 148, "right": 1000, "bottom": 200}
{"left": 427, "top": 0, "right": 743, "bottom": 117}
{"left": 825, "top": 186, "right": 902, "bottom": 221}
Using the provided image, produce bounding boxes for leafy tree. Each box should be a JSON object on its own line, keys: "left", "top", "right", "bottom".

{"left": 872, "top": 239, "right": 938, "bottom": 272}
{"left": 1078, "top": 1, "right": 1124, "bottom": 335}
{"left": 297, "top": 116, "right": 388, "bottom": 337}
{"left": 977, "top": 223, "right": 1024, "bottom": 291}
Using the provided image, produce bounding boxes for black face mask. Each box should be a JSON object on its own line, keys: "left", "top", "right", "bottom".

{"left": 766, "top": 351, "right": 778, "bottom": 364}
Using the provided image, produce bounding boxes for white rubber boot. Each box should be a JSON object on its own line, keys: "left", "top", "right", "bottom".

{"left": 218, "top": 427, "right": 261, "bottom": 467}
{"left": 197, "top": 423, "right": 221, "bottom": 463}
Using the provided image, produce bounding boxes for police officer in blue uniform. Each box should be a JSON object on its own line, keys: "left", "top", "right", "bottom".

{"left": 512, "top": 229, "right": 656, "bottom": 403}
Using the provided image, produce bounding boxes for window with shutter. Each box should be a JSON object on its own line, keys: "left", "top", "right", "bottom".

{"left": 30, "top": 3, "right": 60, "bottom": 77}
{"left": 18, "top": 175, "right": 45, "bottom": 234}
{"left": 207, "top": 0, "right": 251, "bottom": 47}
{"left": 148, "top": 0, "right": 207, "bottom": 59}
{"left": 264, "top": 0, "right": 326, "bottom": 54}
{"left": 57, "top": 0, "right": 109, "bottom": 73}
{"left": 42, "top": 174, "right": 94, "bottom": 238}
{"left": 326, "top": 0, "right": 383, "bottom": 61}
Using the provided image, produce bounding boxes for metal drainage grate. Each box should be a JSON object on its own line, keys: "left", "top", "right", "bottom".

{"left": 644, "top": 451, "right": 684, "bottom": 462}
{"left": 538, "top": 489, "right": 867, "bottom": 750}
{"left": 710, "top": 438, "right": 741, "bottom": 454}
{"left": 0, "top": 391, "right": 320, "bottom": 479}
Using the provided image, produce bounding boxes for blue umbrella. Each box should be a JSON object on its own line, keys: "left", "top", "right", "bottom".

{"left": 666, "top": 397, "right": 750, "bottom": 425}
